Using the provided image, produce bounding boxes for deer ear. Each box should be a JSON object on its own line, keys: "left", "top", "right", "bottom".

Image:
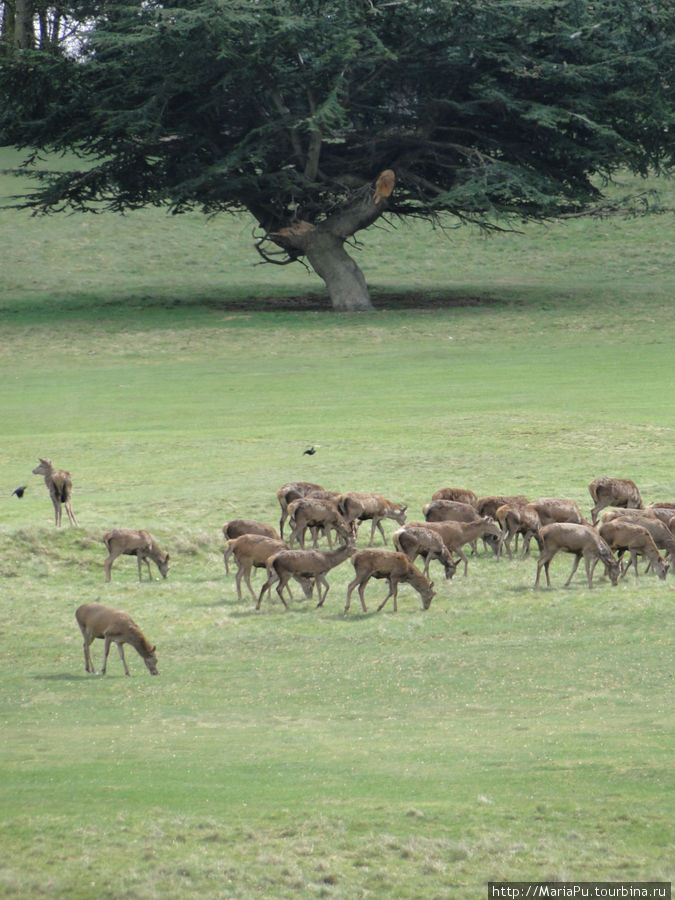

{"left": 150, "top": 646, "right": 156, "bottom": 654}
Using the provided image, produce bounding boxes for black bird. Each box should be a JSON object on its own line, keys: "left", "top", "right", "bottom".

{"left": 303, "top": 446, "right": 316, "bottom": 456}
{"left": 12, "top": 486, "right": 27, "bottom": 498}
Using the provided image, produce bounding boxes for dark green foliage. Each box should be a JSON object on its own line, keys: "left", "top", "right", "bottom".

{"left": 1, "top": 0, "right": 673, "bottom": 230}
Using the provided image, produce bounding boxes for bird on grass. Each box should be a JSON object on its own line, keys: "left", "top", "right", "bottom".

{"left": 303, "top": 446, "right": 317, "bottom": 456}
{"left": 11, "top": 486, "right": 27, "bottom": 498}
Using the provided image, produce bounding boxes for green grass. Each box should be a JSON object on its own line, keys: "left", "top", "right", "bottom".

{"left": 0, "top": 148, "right": 673, "bottom": 898}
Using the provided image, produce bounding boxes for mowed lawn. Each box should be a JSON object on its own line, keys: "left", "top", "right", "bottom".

{"left": 0, "top": 150, "right": 673, "bottom": 898}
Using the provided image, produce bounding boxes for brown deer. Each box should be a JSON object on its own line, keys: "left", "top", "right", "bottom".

{"left": 534, "top": 523, "right": 620, "bottom": 588}
{"left": 423, "top": 499, "right": 483, "bottom": 524}
{"left": 430, "top": 487, "right": 478, "bottom": 507}
{"left": 589, "top": 476, "right": 643, "bottom": 526}
{"left": 495, "top": 503, "right": 542, "bottom": 559}
{"left": 392, "top": 525, "right": 457, "bottom": 579}
{"left": 102, "top": 529, "right": 170, "bottom": 582}
{"left": 258, "top": 541, "right": 355, "bottom": 609}
{"left": 528, "top": 498, "right": 587, "bottom": 526}
{"left": 224, "top": 533, "right": 313, "bottom": 602}
{"left": 598, "top": 520, "right": 669, "bottom": 580}
{"left": 287, "top": 497, "right": 356, "bottom": 549}
{"left": 276, "top": 481, "right": 324, "bottom": 538}
{"left": 32, "top": 457, "right": 78, "bottom": 527}
{"left": 337, "top": 491, "right": 407, "bottom": 545}
{"left": 222, "top": 518, "right": 280, "bottom": 572}
{"left": 413, "top": 518, "right": 502, "bottom": 575}
{"left": 344, "top": 549, "right": 435, "bottom": 613}
{"left": 76, "top": 602, "right": 158, "bottom": 676}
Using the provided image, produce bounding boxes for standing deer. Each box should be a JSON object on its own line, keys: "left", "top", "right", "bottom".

{"left": 32, "top": 457, "right": 78, "bottom": 527}
{"left": 589, "top": 477, "right": 643, "bottom": 525}
{"left": 534, "top": 523, "right": 620, "bottom": 588}
{"left": 257, "top": 541, "right": 355, "bottom": 609}
{"left": 344, "top": 549, "right": 435, "bottom": 613}
{"left": 102, "top": 529, "right": 170, "bottom": 582}
{"left": 76, "top": 602, "right": 158, "bottom": 675}
{"left": 337, "top": 491, "right": 407, "bottom": 545}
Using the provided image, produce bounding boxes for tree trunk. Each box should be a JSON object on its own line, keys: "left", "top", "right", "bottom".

{"left": 261, "top": 169, "right": 395, "bottom": 313}
{"left": 14, "top": 0, "right": 34, "bottom": 49}
{"left": 304, "top": 230, "right": 373, "bottom": 312}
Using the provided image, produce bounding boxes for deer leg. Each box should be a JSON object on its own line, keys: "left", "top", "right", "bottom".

{"left": 564, "top": 553, "right": 582, "bottom": 587}
{"left": 315, "top": 574, "right": 331, "bottom": 607}
{"left": 64, "top": 501, "right": 78, "bottom": 527}
{"left": 102, "top": 636, "right": 112, "bottom": 674}
{"left": 236, "top": 564, "right": 252, "bottom": 601}
{"left": 376, "top": 580, "right": 395, "bottom": 612}
{"left": 82, "top": 636, "right": 95, "bottom": 673}
{"left": 223, "top": 545, "right": 233, "bottom": 574}
{"left": 275, "top": 572, "right": 291, "bottom": 609}
{"left": 104, "top": 551, "right": 121, "bottom": 583}
{"left": 583, "top": 554, "right": 595, "bottom": 588}
{"left": 51, "top": 494, "right": 61, "bottom": 527}
{"left": 345, "top": 575, "right": 368, "bottom": 613}
{"left": 116, "top": 642, "right": 131, "bottom": 676}
{"left": 456, "top": 548, "right": 469, "bottom": 576}
{"left": 535, "top": 551, "right": 554, "bottom": 587}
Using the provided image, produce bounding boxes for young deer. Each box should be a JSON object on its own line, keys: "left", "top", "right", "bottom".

{"left": 102, "top": 529, "right": 170, "bottom": 582}
{"left": 76, "top": 602, "right": 158, "bottom": 676}
{"left": 344, "top": 549, "right": 435, "bottom": 613}
{"left": 32, "top": 457, "right": 78, "bottom": 527}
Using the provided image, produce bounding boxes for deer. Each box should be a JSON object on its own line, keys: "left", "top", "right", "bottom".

{"left": 276, "top": 481, "right": 324, "bottom": 538}
{"left": 224, "top": 533, "right": 313, "bottom": 602}
{"left": 476, "top": 495, "right": 529, "bottom": 518}
{"left": 423, "top": 499, "right": 484, "bottom": 524}
{"left": 598, "top": 520, "right": 669, "bottom": 580}
{"left": 527, "top": 498, "right": 588, "bottom": 526}
{"left": 534, "top": 523, "right": 620, "bottom": 588}
{"left": 32, "top": 457, "right": 78, "bottom": 527}
{"left": 430, "top": 487, "right": 478, "bottom": 507}
{"left": 344, "top": 549, "right": 435, "bottom": 613}
{"left": 337, "top": 491, "right": 407, "bottom": 545}
{"left": 286, "top": 496, "right": 356, "bottom": 549}
{"left": 600, "top": 511, "right": 675, "bottom": 564}
{"left": 412, "top": 518, "right": 502, "bottom": 575}
{"left": 257, "top": 540, "right": 355, "bottom": 609}
{"left": 102, "top": 529, "right": 170, "bottom": 582}
{"left": 222, "top": 518, "right": 280, "bottom": 572}
{"left": 392, "top": 525, "right": 457, "bottom": 580}
{"left": 76, "top": 602, "right": 158, "bottom": 676}
{"left": 495, "top": 503, "right": 542, "bottom": 559}
{"left": 588, "top": 476, "right": 643, "bottom": 526}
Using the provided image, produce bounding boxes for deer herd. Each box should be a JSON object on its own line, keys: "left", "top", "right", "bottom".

{"left": 27, "top": 460, "right": 674, "bottom": 675}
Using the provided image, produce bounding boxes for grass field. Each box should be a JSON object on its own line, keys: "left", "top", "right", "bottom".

{"left": 1, "top": 148, "right": 673, "bottom": 898}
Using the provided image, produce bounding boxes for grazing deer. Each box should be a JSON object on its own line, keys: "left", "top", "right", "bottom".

{"left": 276, "top": 481, "right": 324, "bottom": 538}
{"left": 258, "top": 541, "right": 355, "bottom": 609}
{"left": 337, "top": 491, "right": 407, "bottom": 545}
{"left": 32, "top": 457, "right": 78, "bottom": 527}
{"left": 76, "top": 602, "right": 158, "bottom": 676}
{"left": 598, "top": 519, "right": 669, "bottom": 580}
{"left": 414, "top": 518, "right": 502, "bottom": 576}
{"left": 534, "top": 523, "right": 620, "bottom": 588}
{"left": 392, "top": 525, "right": 457, "bottom": 579}
{"left": 344, "top": 549, "right": 435, "bottom": 613}
{"left": 224, "top": 533, "right": 313, "bottom": 602}
{"left": 102, "top": 529, "right": 170, "bottom": 582}
{"left": 589, "top": 476, "right": 643, "bottom": 526}
{"left": 287, "top": 497, "right": 356, "bottom": 549}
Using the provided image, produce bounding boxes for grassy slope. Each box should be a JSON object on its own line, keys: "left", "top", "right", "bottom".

{"left": 0, "top": 149, "right": 673, "bottom": 898}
